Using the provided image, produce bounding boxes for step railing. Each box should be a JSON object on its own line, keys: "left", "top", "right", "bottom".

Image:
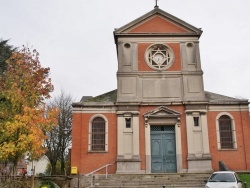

{"left": 85, "top": 161, "right": 115, "bottom": 187}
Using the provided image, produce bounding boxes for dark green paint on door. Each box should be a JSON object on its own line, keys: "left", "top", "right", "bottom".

{"left": 151, "top": 126, "right": 176, "bottom": 173}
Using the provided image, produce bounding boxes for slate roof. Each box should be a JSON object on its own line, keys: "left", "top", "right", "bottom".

{"left": 75, "top": 89, "right": 248, "bottom": 104}
{"left": 205, "top": 91, "right": 248, "bottom": 104}
{"left": 81, "top": 90, "right": 117, "bottom": 102}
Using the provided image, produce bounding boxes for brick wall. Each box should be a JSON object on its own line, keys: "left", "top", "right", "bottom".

{"left": 71, "top": 107, "right": 250, "bottom": 174}
{"left": 71, "top": 112, "right": 117, "bottom": 174}
{"left": 128, "top": 15, "right": 188, "bottom": 33}
{"left": 207, "top": 111, "right": 250, "bottom": 171}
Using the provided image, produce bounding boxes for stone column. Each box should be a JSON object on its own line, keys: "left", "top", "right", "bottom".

{"left": 116, "top": 111, "right": 142, "bottom": 174}
{"left": 185, "top": 111, "right": 212, "bottom": 173}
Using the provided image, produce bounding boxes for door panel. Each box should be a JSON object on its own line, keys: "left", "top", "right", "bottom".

{"left": 163, "top": 134, "right": 177, "bottom": 172}
{"left": 151, "top": 126, "right": 176, "bottom": 173}
{"left": 151, "top": 134, "right": 163, "bottom": 172}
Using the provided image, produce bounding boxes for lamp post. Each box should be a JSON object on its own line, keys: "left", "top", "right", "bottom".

{"left": 61, "top": 128, "right": 69, "bottom": 175}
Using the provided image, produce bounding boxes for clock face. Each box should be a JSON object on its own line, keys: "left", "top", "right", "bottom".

{"left": 153, "top": 53, "right": 164, "bottom": 64}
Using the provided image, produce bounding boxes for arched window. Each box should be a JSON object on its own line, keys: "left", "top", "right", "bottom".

{"left": 91, "top": 117, "right": 105, "bottom": 151}
{"left": 218, "top": 115, "right": 234, "bottom": 149}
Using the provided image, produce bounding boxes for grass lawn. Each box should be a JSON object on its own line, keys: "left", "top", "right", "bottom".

{"left": 239, "top": 173, "right": 250, "bottom": 186}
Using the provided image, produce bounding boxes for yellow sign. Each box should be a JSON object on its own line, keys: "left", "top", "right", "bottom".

{"left": 71, "top": 166, "right": 77, "bottom": 174}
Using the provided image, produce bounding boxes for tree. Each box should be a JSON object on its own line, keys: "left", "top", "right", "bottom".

{"left": 0, "top": 46, "right": 58, "bottom": 169}
{"left": 0, "top": 39, "right": 15, "bottom": 125}
{"left": 0, "top": 39, "right": 15, "bottom": 74}
{"left": 44, "top": 90, "right": 73, "bottom": 175}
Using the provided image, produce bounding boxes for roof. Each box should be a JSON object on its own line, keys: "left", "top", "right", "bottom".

{"left": 205, "top": 91, "right": 248, "bottom": 104}
{"left": 74, "top": 89, "right": 248, "bottom": 106}
{"left": 114, "top": 7, "right": 203, "bottom": 43}
{"left": 81, "top": 89, "right": 117, "bottom": 102}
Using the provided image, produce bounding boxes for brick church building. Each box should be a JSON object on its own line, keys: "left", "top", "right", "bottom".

{"left": 71, "top": 6, "right": 250, "bottom": 174}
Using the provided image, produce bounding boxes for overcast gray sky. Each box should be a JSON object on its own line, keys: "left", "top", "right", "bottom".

{"left": 1, "top": 0, "right": 250, "bottom": 101}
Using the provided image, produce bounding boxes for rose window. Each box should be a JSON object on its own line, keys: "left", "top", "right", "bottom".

{"left": 145, "top": 44, "right": 174, "bottom": 70}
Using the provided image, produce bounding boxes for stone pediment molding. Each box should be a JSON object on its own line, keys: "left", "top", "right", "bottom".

{"left": 114, "top": 8, "right": 202, "bottom": 42}
{"left": 144, "top": 106, "right": 181, "bottom": 118}
{"left": 143, "top": 106, "right": 181, "bottom": 127}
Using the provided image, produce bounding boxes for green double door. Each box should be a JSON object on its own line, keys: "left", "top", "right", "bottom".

{"left": 151, "top": 126, "right": 177, "bottom": 173}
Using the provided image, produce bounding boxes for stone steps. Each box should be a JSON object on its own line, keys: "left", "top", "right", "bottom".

{"left": 91, "top": 186, "right": 204, "bottom": 188}
{"left": 92, "top": 173, "right": 210, "bottom": 188}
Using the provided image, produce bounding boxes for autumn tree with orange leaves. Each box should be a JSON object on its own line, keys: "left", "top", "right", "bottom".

{"left": 0, "top": 46, "right": 58, "bottom": 169}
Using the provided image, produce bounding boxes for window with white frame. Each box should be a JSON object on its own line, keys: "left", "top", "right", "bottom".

{"left": 89, "top": 116, "right": 108, "bottom": 152}
{"left": 216, "top": 113, "right": 237, "bottom": 149}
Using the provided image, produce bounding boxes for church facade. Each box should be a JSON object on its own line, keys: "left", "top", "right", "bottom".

{"left": 71, "top": 7, "right": 250, "bottom": 174}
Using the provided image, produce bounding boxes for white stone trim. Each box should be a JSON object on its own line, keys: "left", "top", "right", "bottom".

{"left": 73, "top": 109, "right": 117, "bottom": 113}
{"left": 117, "top": 112, "right": 140, "bottom": 158}
{"left": 208, "top": 105, "right": 249, "bottom": 111}
{"left": 117, "top": 37, "right": 199, "bottom": 43}
{"left": 185, "top": 111, "right": 212, "bottom": 172}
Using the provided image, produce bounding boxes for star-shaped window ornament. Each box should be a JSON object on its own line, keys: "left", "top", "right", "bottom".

{"left": 145, "top": 44, "right": 174, "bottom": 70}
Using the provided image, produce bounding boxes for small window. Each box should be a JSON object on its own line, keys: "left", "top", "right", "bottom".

{"left": 219, "top": 115, "right": 234, "bottom": 149}
{"left": 193, "top": 117, "right": 199, "bottom": 126}
{"left": 125, "top": 118, "right": 131, "bottom": 128}
{"left": 91, "top": 117, "right": 105, "bottom": 151}
{"left": 124, "top": 43, "right": 131, "bottom": 48}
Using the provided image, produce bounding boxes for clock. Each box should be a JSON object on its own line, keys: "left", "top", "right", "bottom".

{"left": 153, "top": 53, "right": 165, "bottom": 65}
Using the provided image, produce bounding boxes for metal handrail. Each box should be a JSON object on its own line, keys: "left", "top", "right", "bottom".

{"left": 85, "top": 161, "right": 115, "bottom": 179}
{"left": 85, "top": 161, "right": 115, "bottom": 187}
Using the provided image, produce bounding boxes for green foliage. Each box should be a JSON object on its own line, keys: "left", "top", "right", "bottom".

{"left": 0, "top": 45, "right": 57, "bottom": 166}
{"left": 45, "top": 160, "right": 71, "bottom": 175}
{"left": 0, "top": 39, "right": 15, "bottom": 124}
{"left": 0, "top": 39, "right": 15, "bottom": 74}
{"left": 39, "top": 180, "right": 56, "bottom": 188}
{"left": 238, "top": 173, "right": 250, "bottom": 186}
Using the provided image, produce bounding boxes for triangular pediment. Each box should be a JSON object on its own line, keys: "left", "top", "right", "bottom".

{"left": 144, "top": 106, "right": 181, "bottom": 118}
{"left": 127, "top": 15, "right": 189, "bottom": 33}
{"left": 114, "top": 8, "right": 202, "bottom": 37}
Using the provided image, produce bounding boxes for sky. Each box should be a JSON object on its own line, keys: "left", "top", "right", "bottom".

{"left": 1, "top": 0, "right": 250, "bottom": 102}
